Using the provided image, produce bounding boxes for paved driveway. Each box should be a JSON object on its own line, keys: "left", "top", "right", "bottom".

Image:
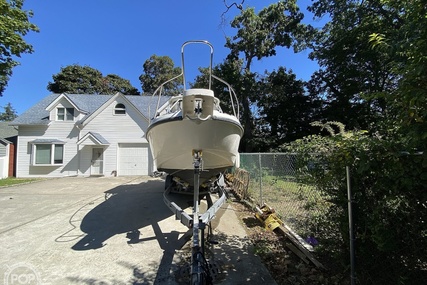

{"left": 0, "top": 177, "right": 275, "bottom": 285}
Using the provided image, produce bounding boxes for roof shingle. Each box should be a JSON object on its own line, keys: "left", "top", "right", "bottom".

{"left": 10, "top": 93, "right": 169, "bottom": 126}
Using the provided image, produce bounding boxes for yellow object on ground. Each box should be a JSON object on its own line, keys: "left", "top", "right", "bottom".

{"left": 255, "top": 204, "right": 283, "bottom": 231}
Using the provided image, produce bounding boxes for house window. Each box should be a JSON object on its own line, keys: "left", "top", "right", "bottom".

{"left": 114, "top": 103, "right": 126, "bottom": 115}
{"left": 57, "top": 107, "right": 74, "bottom": 121}
{"left": 33, "top": 144, "right": 64, "bottom": 165}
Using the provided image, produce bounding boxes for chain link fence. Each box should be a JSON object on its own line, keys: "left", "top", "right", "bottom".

{"left": 238, "top": 153, "right": 329, "bottom": 236}
{"left": 237, "top": 152, "right": 426, "bottom": 284}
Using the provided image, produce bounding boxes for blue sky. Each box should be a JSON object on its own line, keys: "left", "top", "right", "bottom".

{"left": 1, "top": 0, "right": 322, "bottom": 115}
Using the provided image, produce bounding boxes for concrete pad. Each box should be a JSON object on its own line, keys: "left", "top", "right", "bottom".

{"left": 0, "top": 177, "right": 276, "bottom": 284}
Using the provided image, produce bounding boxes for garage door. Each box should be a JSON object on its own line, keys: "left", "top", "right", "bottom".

{"left": 118, "top": 143, "right": 149, "bottom": 175}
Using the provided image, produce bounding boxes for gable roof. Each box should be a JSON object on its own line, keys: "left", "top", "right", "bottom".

{"left": 10, "top": 93, "right": 169, "bottom": 126}
{"left": 77, "top": 132, "right": 109, "bottom": 145}
{"left": 78, "top": 93, "right": 148, "bottom": 127}
{"left": 45, "top": 93, "right": 87, "bottom": 113}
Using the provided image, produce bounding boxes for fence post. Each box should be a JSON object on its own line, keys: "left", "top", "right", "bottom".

{"left": 258, "top": 153, "right": 263, "bottom": 205}
{"left": 346, "top": 166, "right": 356, "bottom": 285}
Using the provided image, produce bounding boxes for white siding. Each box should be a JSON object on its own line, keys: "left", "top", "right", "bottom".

{"left": 0, "top": 144, "right": 7, "bottom": 157}
{"left": 0, "top": 143, "right": 9, "bottom": 179}
{"left": 16, "top": 123, "right": 79, "bottom": 177}
{"left": 79, "top": 98, "right": 150, "bottom": 176}
{"left": 16, "top": 96, "right": 154, "bottom": 178}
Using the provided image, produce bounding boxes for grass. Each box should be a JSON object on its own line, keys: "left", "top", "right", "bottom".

{"left": 246, "top": 174, "right": 330, "bottom": 236}
{"left": 0, "top": 177, "right": 41, "bottom": 187}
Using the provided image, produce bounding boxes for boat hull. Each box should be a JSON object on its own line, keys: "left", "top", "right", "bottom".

{"left": 147, "top": 115, "right": 242, "bottom": 185}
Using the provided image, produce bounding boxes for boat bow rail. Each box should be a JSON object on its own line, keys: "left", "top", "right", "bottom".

{"left": 149, "top": 40, "right": 240, "bottom": 122}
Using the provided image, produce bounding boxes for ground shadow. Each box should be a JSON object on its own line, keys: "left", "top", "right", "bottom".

{"left": 172, "top": 231, "right": 274, "bottom": 285}
{"left": 65, "top": 179, "right": 271, "bottom": 284}
{"left": 242, "top": 216, "right": 263, "bottom": 229}
{"left": 67, "top": 178, "right": 195, "bottom": 284}
{"left": 71, "top": 179, "right": 174, "bottom": 250}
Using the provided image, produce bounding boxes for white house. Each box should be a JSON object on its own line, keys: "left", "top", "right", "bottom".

{"left": 10, "top": 93, "right": 168, "bottom": 178}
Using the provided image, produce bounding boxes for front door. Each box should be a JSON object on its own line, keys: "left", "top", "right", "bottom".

{"left": 91, "top": 148, "right": 104, "bottom": 175}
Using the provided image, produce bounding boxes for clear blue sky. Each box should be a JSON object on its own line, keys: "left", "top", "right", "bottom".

{"left": 1, "top": 0, "right": 322, "bottom": 115}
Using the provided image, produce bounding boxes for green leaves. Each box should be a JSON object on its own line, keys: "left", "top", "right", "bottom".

{"left": 138, "top": 55, "right": 182, "bottom": 95}
{"left": 0, "top": 0, "right": 39, "bottom": 95}
{"left": 226, "top": 1, "right": 304, "bottom": 67}
{"left": 256, "top": 67, "right": 320, "bottom": 149}
{"left": 0, "top": 102, "right": 17, "bottom": 121}
{"left": 47, "top": 64, "right": 139, "bottom": 95}
{"left": 286, "top": 122, "right": 427, "bottom": 283}
{"left": 306, "top": 0, "right": 399, "bottom": 131}
{"left": 368, "top": 32, "right": 389, "bottom": 51}
{"left": 219, "top": 1, "right": 308, "bottom": 151}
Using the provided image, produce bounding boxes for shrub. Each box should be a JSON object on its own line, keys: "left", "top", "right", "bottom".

{"left": 285, "top": 123, "right": 427, "bottom": 284}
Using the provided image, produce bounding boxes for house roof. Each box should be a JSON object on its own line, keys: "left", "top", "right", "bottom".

{"left": 45, "top": 94, "right": 87, "bottom": 113}
{"left": 10, "top": 93, "right": 169, "bottom": 126}
{"left": 77, "top": 93, "right": 148, "bottom": 127}
{"left": 0, "top": 138, "right": 11, "bottom": 145}
{"left": 77, "top": 132, "right": 110, "bottom": 146}
{"left": 0, "top": 122, "right": 18, "bottom": 138}
{"left": 29, "top": 139, "right": 65, "bottom": 144}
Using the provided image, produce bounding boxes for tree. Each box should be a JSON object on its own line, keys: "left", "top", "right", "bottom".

{"left": 257, "top": 67, "right": 320, "bottom": 150}
{"left": 305, "top": 0, "right": 398, "bottom": 130}
{"left": 225, "top": 1, "right": 305, "bottom": 151}
{"left": 283, "top": 1, "right": 427, "bottom": 283}
{"left": 286, "top": 124, "right": 427, "bottom": 284}
{"left": 102, "top": 74, "right": 139, "bottom": 95}
{"left": 369, "top": 0, "right": 427, "bottom": 148}
{"left": 48, "top": 65, "right": 104, "bottom": 94}
{"left": 0, "top": 102, "right": 17, "bottom": 121}
{"left": 0, "top": 0, "right": 39, "bottom": 95}
{"left": 139, "top": 55, "right": 182, "bottom": 95}
{"left": 47, "top": 64, "right": 139, "bottom": 95}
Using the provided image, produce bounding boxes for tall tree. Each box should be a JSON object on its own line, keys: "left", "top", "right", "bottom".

{"left": 257, "top": 67, "right": 320, "bottom": 150}
{"left": 287, "top": 1, "right": 427, "bottom": 283}
{"left": 0, "top": 102, "right": 17, "bottom": 121}
{"left": 369, "top": 0, "right": 427, "bottom": 147}
{"left": 47, "top": 64, "right": 139, "bottom": 95}
{"left": 306, "top": 0, "right": 398, "bottom": 130}
{"left": 102, "top": 74, "right": 139, "bottom": 95}
{"left": 0, "top": 0, "right": 39, "bottom": 95}
{"left": 225, "top": 1, "right": 305, "bottom": 151}
{"left": 139, "top": 55, "right": 182, "bottom": 95}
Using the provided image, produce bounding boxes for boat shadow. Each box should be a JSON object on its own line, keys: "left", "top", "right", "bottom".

{"left": 59, "top": 178, "right": 271, "bottom": 284}
{"left": 65, "top": 179, "right": 196, "bottom": 284}
{"left": 70, "top": 179, "right": 180, "bottom": 251}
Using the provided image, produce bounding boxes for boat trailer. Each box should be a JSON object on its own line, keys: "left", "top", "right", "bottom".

{"left": 163, "top": 150, "right": 227, "bottom": 284}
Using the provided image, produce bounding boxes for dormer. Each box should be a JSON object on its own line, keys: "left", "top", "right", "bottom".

{"left": 45, "top": 94, "right": 87, "bottom": 122}
{"left": 56, "top": 106, "right": 74, "bottom": 121}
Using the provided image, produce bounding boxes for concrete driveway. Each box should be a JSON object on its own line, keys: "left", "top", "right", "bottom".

{"left": 0, "top": 177, "right": 275, "bottom": 285}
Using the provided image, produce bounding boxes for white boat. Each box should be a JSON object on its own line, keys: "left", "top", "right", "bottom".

{"left": 146, "top": 40, "right": 243, "bottom": 187}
